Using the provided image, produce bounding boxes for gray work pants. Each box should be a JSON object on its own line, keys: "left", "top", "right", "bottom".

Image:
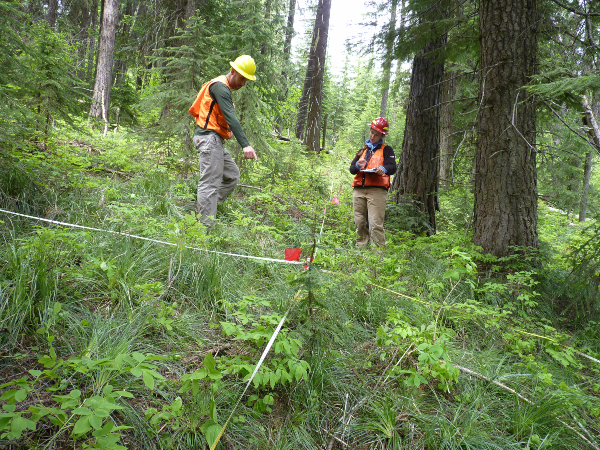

{"left": 353, "top": 187, "right": 388, "bottom": 248}
{"left": 194, "top": 133, "right": 240, "bottom": 225}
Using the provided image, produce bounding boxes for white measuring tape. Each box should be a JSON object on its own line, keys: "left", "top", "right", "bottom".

{"left": 0, "top": 208, "right": 302, "bottom": 265}
{"left": 209, "top": 289, "right": 302, "bottom": 450}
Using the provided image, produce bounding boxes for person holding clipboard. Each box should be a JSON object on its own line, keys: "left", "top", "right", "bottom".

{"left": 349, "top": 117, "right": 397, "bottom": 249}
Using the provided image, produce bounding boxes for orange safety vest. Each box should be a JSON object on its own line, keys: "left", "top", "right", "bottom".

{"left": 189, "top": 75, "right": 233, "bottom": 140}
{"left": 352, "top": 144, "right": 390, "bottom": 189}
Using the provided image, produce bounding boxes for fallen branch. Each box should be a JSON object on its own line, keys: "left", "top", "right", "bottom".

{"left": 324, "top": 428, "right": 348, "bottom": 449}
{"left": 455, "top": 364, "right": 531, "bottom": 403}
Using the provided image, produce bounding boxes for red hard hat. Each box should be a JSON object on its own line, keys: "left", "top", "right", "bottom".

{"left": 370, "top": 117, "right": 390, "bottom": 135}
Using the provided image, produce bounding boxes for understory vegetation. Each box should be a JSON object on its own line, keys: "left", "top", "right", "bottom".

{"left": 1, "top": 127, "right": 599, "bottom": 449}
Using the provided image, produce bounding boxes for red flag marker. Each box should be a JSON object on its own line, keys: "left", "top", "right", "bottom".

{"left": 284, "top": 248, "right": 302, "bottom": 261}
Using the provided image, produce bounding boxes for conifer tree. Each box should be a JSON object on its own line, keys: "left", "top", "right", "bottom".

{"left": 89, "top": 0, "right": 119, "bottom": 126}
{"left": 305, "top": 0, "right": 332, "bottom": 153}
{"left": 392, "top": 0, "right": 449, "bottom": 234}
{"left": 380, "top": 0, "right": 398, "bottom": 117}
{"left": 472, "top": 0, "right": 539, "bottom": 257}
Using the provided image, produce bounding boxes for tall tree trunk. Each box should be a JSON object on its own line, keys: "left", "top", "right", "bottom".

{"left": 578, "top": 11, "right": 599, "bottom": 222}
{"left": 294, "top": 49, "right": 316, "bottom": 141}
{"left": 87, "top": 0, "right": 100, "bottom": 84}
{"left": 47, "top": 0, "right": 58, "bottom": 29}
{"left": 89, "top": 0, "right": 119, "bottom": 123}
{"left": 295, "top": 0, "right": 324, "bottom": 141}
{"left": 392, "top": 5, "right": 448, "bottom": 234}
{"left": 305, "top": 0, "right": 332, "bottom": 153}
{"left": 76, "top": 2, "right": 92, "bottom": 80}
{"left": 580, "top": 96, "right": 600, "bottom": 222}
{"left": 261, "top": 0, "right": 273, "bottom": 55}
{"left": 472, "top": 0, "right": 538, "bottom": 257}
{"left": 380, "top": 0, "right": 398, "bottom": 117}
{"left": 115, "top": 0, "right": 135, "bottom": 84}
{"left": 186, "top": 0, "right": 197, "bottom": 21}
{"left": 439, "top": 65, "right": 457, "bottom": 188}
{"left": 283, "top": 0, "right": 296, "bottom": 62}
{"left": 275, "top": 0, "right": 296, "bottom": 134}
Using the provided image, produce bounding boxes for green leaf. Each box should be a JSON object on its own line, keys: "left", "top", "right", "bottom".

{"left": 208, "top": 368, "right": 222, "bottom": 380}
{"left": 132, "top": 352, "right": 145, "bottom": 362}
{"left": 89, "top": 414, "right": 103, "bottom": 430}
{"left": 0, "top": 416, "right": 11, "bottom": 431}
{"left": 14, "top": 390, "right": 27, "bottom": 402}
{"left": 142, "top": 370, "right": 155, "bottom": 389}
{"left": 172, "top": 397, "right": 182, "bottom": 412}
{"left": 203, "top": 353, "right": 216, "bottom": 370}
{"left": 418, "top": 352, "right": 431, "bottom": 363}
{"left": 72, "top": 407, "right": 92, "bottom": 415}
{"left": 73, "top": 416, "right": 91, "bottom": 435}
{"left": 93, "top": 408, "right": 111, "bottom": 418}
{"left": 115, "top": 390, "right": 134, "bottom": 398}
{"left": 188, "top": 368, "right": 207, "bottom": 380}
{"left": 53, "top": 302, "right": 62, "bottom": 314}
{"left": 11, "top": 416, "right": 36, "bottom": 437}
{"left": 443, "top": 269, "right": 460, "bottom": 280}
{"left": 205, "top": 423, "right": 222, "bottom": 448}
{"left": 29, "top": 370, "right": 42, "bottom": 378}
{"left": 209, "top": 400, "right": 217, "bottom": 423}
{"left": 69, "top": 389, "right": 82, "bottom": 398}
{"left": 0, "top": 390, "right": 17, "bottom": 401}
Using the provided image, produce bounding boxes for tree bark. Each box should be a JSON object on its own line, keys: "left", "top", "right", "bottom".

{"left": 439, "top": 66, "right": 457, "bottom": 188}
{"left": 74, "top": 1, "right": 92, "bottom": 80}
{"left": 295, "top": 0, "right": 326, "bottom": 141}
{"left": 305, "top": 0, "right": 332, "bottom": 153}
{"left": 283, "top": 0, "right": 296, "bottom": 62}
{"left": 580, "top": 96, "right": 600, "bottom": 221}
{"left": 47, "top": 0, "right": 58, "bottom": 29}
{"left": 380, "top": 0, "right": 398, "bottom": 117}
{"left": 392, "top": 5, "right": 448, "bottom": 234}
{"left": 472, "top": 0, "right": 538, "bottom": 257}
{"left": 89, "top": 0, "right": 119, "bottom": 123}
{"left": 115, "top": 0, "right": 135, "bottom": 84}
{"left": 275, "top": 0, "right": 296, "bottom": 134}
{"left": 86, "top": 0, "right": 100, "bottom": 84}
{"left": 186, "top": 0, "right": 197, "bottom": 21}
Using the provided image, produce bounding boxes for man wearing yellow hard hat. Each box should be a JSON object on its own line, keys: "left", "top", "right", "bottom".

{"left": 189, "top": 55, "right": 257, "bottom": 225}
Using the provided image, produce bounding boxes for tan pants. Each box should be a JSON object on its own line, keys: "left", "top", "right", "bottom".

{"left": 353, "top": 187, "right": 388, "bottom": 248}
{"left": 194, "top": 133, "right": 240, "bottom": 226}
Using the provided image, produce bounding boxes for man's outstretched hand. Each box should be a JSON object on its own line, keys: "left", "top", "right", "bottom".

{"left": 243, "top": 146, "right": 257, "bottom": 160}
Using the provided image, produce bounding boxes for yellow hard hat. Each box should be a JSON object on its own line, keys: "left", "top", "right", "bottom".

{"left": 230, "top": 55, "right": 256, "bottom": 81}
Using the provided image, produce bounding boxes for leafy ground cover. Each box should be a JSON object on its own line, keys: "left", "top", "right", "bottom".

{"left": 1, "top": 130, "right": 599, "bottom": 449}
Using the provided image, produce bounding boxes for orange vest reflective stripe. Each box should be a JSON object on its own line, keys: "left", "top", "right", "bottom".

{"left": 189, "top": 75, "right": 233, "bottom": 140}
{"left": 352, "top": 144, "right": 390, "bottom": 189}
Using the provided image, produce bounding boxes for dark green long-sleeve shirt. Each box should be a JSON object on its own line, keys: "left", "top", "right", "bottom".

{"left": 193, "top": 80, "right": 250, "bottom": 148}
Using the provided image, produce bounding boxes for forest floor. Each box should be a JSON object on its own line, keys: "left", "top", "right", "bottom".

{"left": 1, "top": 130, "right": 599, "bottom": 450}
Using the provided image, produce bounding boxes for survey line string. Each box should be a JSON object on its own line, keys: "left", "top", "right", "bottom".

{"left": 3, "top": 207, "right": 598, "bottom": 445}
{"left": 323, "top": 269, "right": 600, "bottom": 367}
{"left": 0, "top": 209, "right": 302, "bottom": 265}
{"left": 209, "top": 289, "right": 303, "bottom": 450}
{"left": 3, "top": 207, "right": 596, "bottom": 365}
